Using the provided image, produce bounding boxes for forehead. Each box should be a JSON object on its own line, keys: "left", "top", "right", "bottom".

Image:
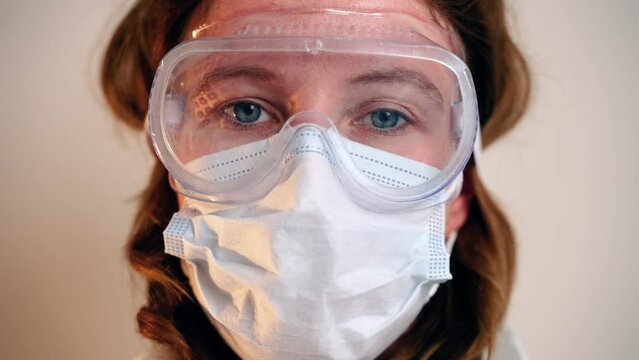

{"left": 185, "top": 0, "right": 462, "bottom": 55}
{"left": 180, "top": 50, "right": 455, "bottom": 102}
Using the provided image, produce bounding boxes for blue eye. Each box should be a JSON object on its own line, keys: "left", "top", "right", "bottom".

{"left": 233, "top": 102, "right": 262, "bottom": 123}
{"left": 370, "top": 109, "right": 402, "bottom": 129}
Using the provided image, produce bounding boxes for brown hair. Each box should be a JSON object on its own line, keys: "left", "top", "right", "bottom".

{"left": 101, "top": 1, "right": 530, "bottom": 359}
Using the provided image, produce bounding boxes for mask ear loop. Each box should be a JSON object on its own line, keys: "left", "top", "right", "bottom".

{"left": 429, "top": 122, "right": 479, "bottom": 301}
{"left": 425, "top": 130, "right": 467, "bottom": 301}
{"left": 443, "top": 129, "right": 481, "bottom": 254}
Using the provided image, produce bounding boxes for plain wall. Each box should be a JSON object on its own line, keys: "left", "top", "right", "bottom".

{"left": 0, "top": 0, "right": 637, "bottom": 359}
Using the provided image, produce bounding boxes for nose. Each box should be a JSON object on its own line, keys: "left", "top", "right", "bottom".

{"left": 283, "top": 79, "right": 340, "bottom": 127}
{"left": 288, "top": 111, "right": 334, "bottom": 129}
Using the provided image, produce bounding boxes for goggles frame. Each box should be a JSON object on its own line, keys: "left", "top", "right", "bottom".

{"left": 148, "top": 36, "right": 479, "bottom": 210}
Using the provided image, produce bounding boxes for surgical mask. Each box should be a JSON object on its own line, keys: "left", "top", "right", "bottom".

{"left": 164, "top": 127, "right": 454, "bottom": 359}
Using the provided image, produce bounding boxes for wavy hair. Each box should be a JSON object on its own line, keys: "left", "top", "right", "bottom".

{"left": 101, "top": 1, "right": 530, "bottom": 358}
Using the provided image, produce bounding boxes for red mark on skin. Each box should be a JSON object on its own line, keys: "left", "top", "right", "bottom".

{"left": 192, "top": 93, "right": 217, "bottom": 123}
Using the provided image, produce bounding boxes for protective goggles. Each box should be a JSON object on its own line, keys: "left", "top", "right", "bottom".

{"left": 148, "top": 11, "right": 480, "bottom": 210}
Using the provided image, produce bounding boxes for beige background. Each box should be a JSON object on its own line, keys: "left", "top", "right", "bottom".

{"left": 1, "top": 0, "right": 637, "bottom": 359}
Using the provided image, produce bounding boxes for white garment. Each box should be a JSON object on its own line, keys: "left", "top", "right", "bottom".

{"left": 133, "top": 326, "right": 527, "bottom": 360}
{"left": 491, "top": 326, "right": 529, "bottom": 360}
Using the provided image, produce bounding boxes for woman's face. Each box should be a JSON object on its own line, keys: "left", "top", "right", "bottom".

{"left": 171, "top": 0, "right": 469, "bottom": 235}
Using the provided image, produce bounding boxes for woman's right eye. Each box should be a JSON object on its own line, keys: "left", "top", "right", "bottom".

{"left": 196, "top": 99, "right": 278, "bottom": 131}
{"left": 225, "top": 101, "right": 269, "bottom": 124}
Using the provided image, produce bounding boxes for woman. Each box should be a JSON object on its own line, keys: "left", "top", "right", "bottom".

{"left": 102, "top": 0, "right": 530, "bottom": 359}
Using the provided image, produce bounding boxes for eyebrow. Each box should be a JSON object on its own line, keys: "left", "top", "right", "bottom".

{"left": 199, "top": 65, "right": 280, "bottom": 84}
{"left": 349, "top": 67, "right": 444, "bottom": 105}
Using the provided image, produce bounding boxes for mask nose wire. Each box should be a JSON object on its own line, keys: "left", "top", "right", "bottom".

{"left": 278, "top": 110, "right": 350, "bottom": 171}
{"left": 284, "top": 110, "right": 336, "bottom": 131}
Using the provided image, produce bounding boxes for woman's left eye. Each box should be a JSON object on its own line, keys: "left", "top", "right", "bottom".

{"left": 364, "top": 109, "right": 408, "bottom": 130}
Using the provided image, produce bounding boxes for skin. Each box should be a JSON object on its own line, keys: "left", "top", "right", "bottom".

{"left": 167, "top": 0, "right": 471, "bottom": 238}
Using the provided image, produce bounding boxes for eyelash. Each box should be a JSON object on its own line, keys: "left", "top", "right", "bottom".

{"left": 196, "top": 98, "right": 279, "bottom": 130}
{"left": 350, "top": 104, "right": 416, "bottom": 135}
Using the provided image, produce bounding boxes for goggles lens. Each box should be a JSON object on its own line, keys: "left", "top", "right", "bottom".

{"left": 150, "top": 37, "right": 478, "bottom": 205}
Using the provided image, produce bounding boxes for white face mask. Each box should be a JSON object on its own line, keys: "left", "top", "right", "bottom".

{"left": 164, "top": 130, "right": 455, "bottom": 359}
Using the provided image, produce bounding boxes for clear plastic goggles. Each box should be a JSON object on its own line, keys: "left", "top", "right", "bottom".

{"left": 148, "top": 15, "right": 479, "bottom": 209}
